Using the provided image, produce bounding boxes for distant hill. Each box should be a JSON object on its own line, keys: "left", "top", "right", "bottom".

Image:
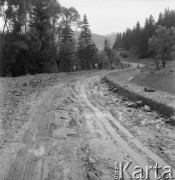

{"left": 73, "top": 31, "right": 116, "bottom": 51}
{"left": 105, "top": 32, "right": 117, "bottom": 36}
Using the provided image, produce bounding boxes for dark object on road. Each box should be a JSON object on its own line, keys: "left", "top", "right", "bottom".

{"left": 144, "top": 87, "right": 156, "bottom": 92}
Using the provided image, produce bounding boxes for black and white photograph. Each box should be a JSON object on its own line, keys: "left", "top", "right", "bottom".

{"left": 0, "top": 0, "right": 175, "bottom": 179}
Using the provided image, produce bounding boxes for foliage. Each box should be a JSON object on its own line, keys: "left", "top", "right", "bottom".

{"left": 148, "top": 25, "right": 175, "bottom": 68}
{"left": 104, "top": 38, "right": 117, "bottom": 69}
{"left": 0, "top": 0, "right": 82, "bottom": 76}
{"left": 77, "top": 14, "right": 98, "bottom": 70}
{"left": 98, "top": 51, "right": 110, "bottom": 69}
{"left": 120, "top": 51, "right": 128, "bottom": 58}
{"left": 113, "top": 9, "right": 175, "bottom": 59}
{"left": 157, "top": 9, "right": 175, "bottom": 28}
{"left": 59, "top": 22, "right": 76, "bottom": 72}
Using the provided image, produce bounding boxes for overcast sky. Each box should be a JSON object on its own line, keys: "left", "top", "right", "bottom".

{"left": 59, "top": 0, "right": 175, "bottom": 35}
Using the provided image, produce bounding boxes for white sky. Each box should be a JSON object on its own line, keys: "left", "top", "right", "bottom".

{"left": 59, "top": 0, "right": 175, "bottom": 35}
{"left": 0, "top": 0, "right": 174, "bottom": 35}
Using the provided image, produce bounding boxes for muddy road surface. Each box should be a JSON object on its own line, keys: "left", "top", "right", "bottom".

{"left": 0, "top": 69, "right": 175, "bottom": 180}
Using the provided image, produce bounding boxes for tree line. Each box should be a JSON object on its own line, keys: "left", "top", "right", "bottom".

{"left": 0, "top": 0, "right": 120, "bottom": 77}
{"left": 113, "top": 8, "right": 175, "bottom": 66}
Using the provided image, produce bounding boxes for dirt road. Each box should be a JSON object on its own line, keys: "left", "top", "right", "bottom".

{"left": 0, "top": 68, "right": 175, "bottom": 180}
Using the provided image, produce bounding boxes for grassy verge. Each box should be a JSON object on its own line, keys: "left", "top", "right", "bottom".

{"left": 106, "top": 69, "right": 175, "bottom": 116}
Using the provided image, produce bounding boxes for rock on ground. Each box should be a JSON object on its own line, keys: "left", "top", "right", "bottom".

{"left": 144, "top": 105, "right": 151, "bottom": 112}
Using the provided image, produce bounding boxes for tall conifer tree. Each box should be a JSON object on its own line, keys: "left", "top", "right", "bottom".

{"left": 59, "top": 22, "right": 75, "bottom": 72}
{"left": 77, "top": 14, "right": 97, "bottom": 70}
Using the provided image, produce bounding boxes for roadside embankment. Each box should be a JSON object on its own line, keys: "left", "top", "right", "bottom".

{"left": 106, "top": 67, "right": 175, "bottom": 117}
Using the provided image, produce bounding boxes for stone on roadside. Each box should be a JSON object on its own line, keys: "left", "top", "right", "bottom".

{"left": 89, "top": 156, "right": 96, "bottom": 164}
{"left": 126, "top": 102, "right": 138, "bottom": 108}
{"left": 136, "top": 100, "right": 143, "bottom": 106}
{"left": 144, "top": 105, "right": 151, "bottom": 112}
{"left": 112, "top": 88, "right": 118, "bottom": 92}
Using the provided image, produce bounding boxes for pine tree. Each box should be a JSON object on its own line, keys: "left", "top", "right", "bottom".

{"left": 135, "top": 21, "right": 141, "bottom": 49}
{"left": 59, "top": 22, "right": 75, "bottom": 72}
{"left": 77, "top": 14, "right": 96, "bottom": 70}
{"left": 113, "top": 33, "right": 123, "bottom": 50}
{"left": 139, "top": 16, "right": 155, "bottom": 58}
{"left": 30, "top": 0, "right": 52, "bottom": 73}
{"left": 157, "top": 12, "right": 164, "bottom": 26}
{"left": 104, "top": 38, "right": 109, "bottom": 53}
{"left": 112, "top": 8, "right": 175, "bottom": 60}
{"left": 79, "top": 14, "right": 92, "bottom": 45}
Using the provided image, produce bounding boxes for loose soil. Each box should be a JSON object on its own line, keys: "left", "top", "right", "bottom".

{"left": 0, "top": 66, "right": 175, "bottom": 180}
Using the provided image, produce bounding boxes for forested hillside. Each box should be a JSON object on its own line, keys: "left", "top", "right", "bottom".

{"left": 1, "top": 1, "right": 175, "bottom": 77}
{"left": 74, "top": 31, "right": 116, "bottom": 50}
{"left": 113, "top": 9, "right": 175, "bottom": 60}
{"left": 0, "top": 0, "right": 111, "bottom": 76}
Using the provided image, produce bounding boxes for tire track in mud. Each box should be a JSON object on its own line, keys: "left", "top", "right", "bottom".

{"left": 71, "top": 78, "right": 137, "bottom": 180}
{"left": 80, "top": 76, "right": 175, "bottom": 179}
{"left": 3, "top": 85, "right": 61, "bottom": 180}
{"left": 1, "top": 65, "right": 174, "bottom": 180}
{"left": 3, "top": 83, "right": 89, "bottom": 180}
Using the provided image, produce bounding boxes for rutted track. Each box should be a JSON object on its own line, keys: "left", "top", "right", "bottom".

{"left": 0, "top": 67, "right": 175, "bottom": 180}
{"left": 80, "top": 76, "right": 175, "bottom": 179}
